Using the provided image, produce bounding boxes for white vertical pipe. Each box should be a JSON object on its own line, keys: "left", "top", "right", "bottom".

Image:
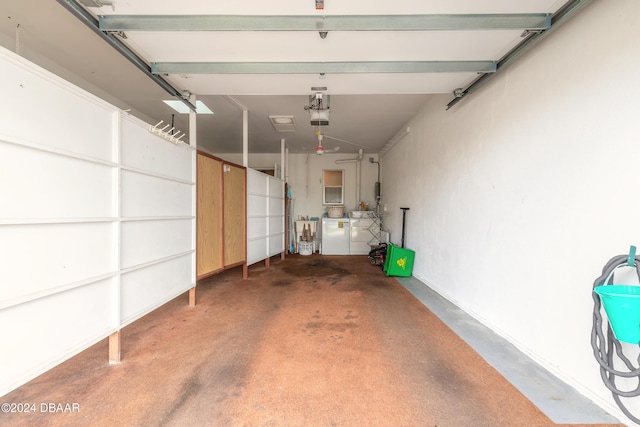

{"left": 224, "top": 96, "right": 249, "bottom": 167}
{"left": 280, "top": 138, "right": 285, "bottom": 180}
{"left": 378, "top": 155, "right": 382, "bottom": 201}
{"left": 285, "top": 147, "right": 289, "bottom": 183}
{"left": 243, "top": 109, "right": 248, "bottom": 167}
{"left": 189, "top": 94, "right": 197, "bottom": 286}
{"left": 334, "top": 150, "right": 363, "bottom": 209}
{"left": 189, "top": 94, "right": 197, "bottom": 148}
{"left": 356, "top": 159, "right": 361, "bottom": 208}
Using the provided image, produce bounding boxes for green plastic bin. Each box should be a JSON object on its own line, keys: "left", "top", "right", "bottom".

{"left": 383, "top": 243, "right": 415, "bottom": 277}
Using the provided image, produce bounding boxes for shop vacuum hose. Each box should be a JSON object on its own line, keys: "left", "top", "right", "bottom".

{"left": 592, "top": 253, "right": 640, "bottom": 424}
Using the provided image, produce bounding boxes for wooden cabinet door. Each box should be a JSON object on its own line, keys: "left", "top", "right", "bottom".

{"left": 196, "top": 154, "right": 223, "bottom": 278}
{"left": 223, "top": 163, "right": 246, "bottom": 267}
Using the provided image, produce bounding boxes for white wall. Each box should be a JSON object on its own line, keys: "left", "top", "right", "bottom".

{"left": 0, "top": 47, "right": 195, "bottom": 397}
{"left": 381, "top": 0, "right": 640, "bottom": 423}
{"left": 286, "top": 152, "right": 379, "bottom": 219}
{"left": 218, "top": 151, "right": 380, "bottom": 221}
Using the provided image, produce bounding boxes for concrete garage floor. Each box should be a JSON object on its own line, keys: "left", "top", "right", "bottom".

{"left": 398, "top": 276, "right": 622, "bottom": 425}
{"left": 1, "top": 255, "right": 623, "bottom": 426}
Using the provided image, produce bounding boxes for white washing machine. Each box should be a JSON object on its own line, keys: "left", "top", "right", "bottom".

{"left": 321, "top": 215, "right": 350, "bottom": 255}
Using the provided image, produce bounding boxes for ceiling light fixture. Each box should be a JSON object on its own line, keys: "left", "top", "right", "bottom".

{"left": 163, "top": 100, "right": 214, "bottom": 114}
{"left": 269, "top": 115, "right": 297, "bottom": 132}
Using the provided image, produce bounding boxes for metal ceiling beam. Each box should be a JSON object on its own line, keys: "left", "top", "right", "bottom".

{"left": 446, "top": 0, "right": 594, "bottom": 109}
{"left": 152, "top": 61, "right": 496, "bottom": 75}
{"left": 99, "top": 14, "right": 551, "bottom": 32}
{"left": 55, "top": 0, "right": 197, "bottom": 112}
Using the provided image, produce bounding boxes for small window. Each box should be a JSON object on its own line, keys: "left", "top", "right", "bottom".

{"left": 323, "top": 169, "right": 344, "bottom": 205}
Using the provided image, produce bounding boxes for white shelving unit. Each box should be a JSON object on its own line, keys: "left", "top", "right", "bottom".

{"left": 367, "top": 211, "right": 388, "bottom": 246}
{"left": 349, "top": 211, "right": 387, "bottom": 255}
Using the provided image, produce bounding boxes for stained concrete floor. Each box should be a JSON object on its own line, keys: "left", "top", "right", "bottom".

{"left": 0, "top": 255, "right": 625, "bottom": 426}
{"left": 397, "top": 276, "right": 622, "bottom": 425}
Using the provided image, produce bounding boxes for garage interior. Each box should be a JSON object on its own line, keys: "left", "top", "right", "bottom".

{"left": 1, "top": 0, "right": 640, "bottom": 425}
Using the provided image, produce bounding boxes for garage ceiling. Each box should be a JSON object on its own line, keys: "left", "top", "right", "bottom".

{"left": 0, "top": 0, "right": 584, "bottom": 155}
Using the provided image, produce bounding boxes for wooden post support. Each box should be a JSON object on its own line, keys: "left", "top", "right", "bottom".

{"left": 281, "top": 250, "right": 285, "bottom": 260}
{"left": 265, "top": 256, "right": 270, "bottom": 268}
{"left": 243, "top": 262, "right": 248, "bottom": 279}
{"left": 109, "top": 331, "right": 121, "bottom": 364}
{"left": 189, "top": 287, "right": 196, "bottom": 307}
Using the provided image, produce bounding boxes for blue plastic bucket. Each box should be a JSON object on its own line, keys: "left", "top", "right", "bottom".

{"left": 594, "top": 285, "right": 640, "bottom": 344}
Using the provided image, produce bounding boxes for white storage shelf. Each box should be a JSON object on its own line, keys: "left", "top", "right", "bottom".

{"left": 350, "top": 217, "right": 374, "bottom": 255}
{"left": 349, "top": 211, "right": 386, "bottom": 255}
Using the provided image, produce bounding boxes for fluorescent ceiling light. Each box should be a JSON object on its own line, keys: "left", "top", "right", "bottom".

{"left": 163, "top": 100, "right": 214, "bottom": 114}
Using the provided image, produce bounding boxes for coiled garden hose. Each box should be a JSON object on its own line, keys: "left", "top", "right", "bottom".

{"left": 591, "top": 254, "right": 640, "bottom": 424}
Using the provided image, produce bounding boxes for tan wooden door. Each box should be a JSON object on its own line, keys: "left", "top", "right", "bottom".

{"left": 223, "top": 163, "right": 246, "bottom": 267}
{"left": 196, "top": 154, "right": 223, "bottom": 278}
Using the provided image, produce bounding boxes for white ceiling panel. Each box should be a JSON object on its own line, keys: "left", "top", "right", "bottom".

{"left": 0, "top": 0, "right": 584, "bottom": 154}
{"left": 125, "top": 30, "right": 526, "bottom": 62}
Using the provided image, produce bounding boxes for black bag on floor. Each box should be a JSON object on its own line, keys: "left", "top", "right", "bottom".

{"left": 368, "top": 243, "right": 387, "bottom": 267}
